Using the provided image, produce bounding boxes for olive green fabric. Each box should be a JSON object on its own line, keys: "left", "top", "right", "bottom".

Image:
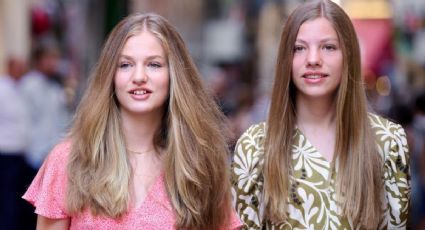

{"left": 232, "top": 114, "right": 410, "bottom": 229}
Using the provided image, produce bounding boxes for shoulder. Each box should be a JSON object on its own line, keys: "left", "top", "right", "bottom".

{"left": 0, "top": 75, "right": 12, "bottom": 85}
{"left": 45, "top": 139, "right": 72, "bottom": 165}
{"left": 21, "top": 71, "right": 46, "bottom": 88}
{"left": 0, "top": 77, "right": 13, "bottom": 93}
{"left": 33, "top": 138, "right": 72, "bottom": 181}
{"left": 233, "top": 122, "right": 267, "bottom": 165}
{"left": 369, "top": 113, "right": 403, "bottom": 129}
{"left": 245, "top": 122, "right": 267, "bottom": 136}
{"left": 368, "top": 113, "right": 408, "bottom": 156}
{"left": 22, "top": 139, "right": 72, "bottom": 218}
{"left": 368, "top": 113, "right": 406, "bottom": 136}
{"left": 232, "top": 121, "right": 267, "bottom": 168}
{"left": 231, "top": 122, "right": 266, "bottom": 228}
{"left": 236, "top": 122, "right": 267, "bottom": 147}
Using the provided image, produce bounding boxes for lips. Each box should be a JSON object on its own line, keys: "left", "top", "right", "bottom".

{"left": 302, "top": 72, "right": 328, "bottom": 79}
{"left": 129, "top": 88, "right": 152, "bottom": 95}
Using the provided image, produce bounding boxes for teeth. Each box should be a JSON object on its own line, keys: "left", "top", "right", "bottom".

{"left": 305, "top": 75, "right": 321, "bottom": 79}
{"left": 133, "top": 90, "right": 147, "bottom": 95}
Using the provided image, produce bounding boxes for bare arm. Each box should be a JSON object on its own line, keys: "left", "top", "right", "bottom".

{"left": 36, "top": 215, "right": 70, "bottom": 230}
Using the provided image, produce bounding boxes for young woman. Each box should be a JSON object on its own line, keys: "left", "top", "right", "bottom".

{"left": 23, "top": 13, "right": 241, "bottom": 230}
{"left": 232, "top": 0, "right": 410, "bottom": 229}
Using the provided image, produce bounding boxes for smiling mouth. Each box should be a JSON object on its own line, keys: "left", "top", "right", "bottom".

{"left": 131, "top": 90, "right": 148, "bottom": 95}
{"left": 303, "top": 74, "right": 327, "bottom": 79}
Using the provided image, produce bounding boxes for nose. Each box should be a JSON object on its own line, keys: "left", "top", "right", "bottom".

{"left": 307, "top": 48, "right": 321, "bottom": 67}
{"left": 133, "top": 65, "right": 147, "bottom": 84}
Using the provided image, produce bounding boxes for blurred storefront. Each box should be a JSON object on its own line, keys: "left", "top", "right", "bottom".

{"left": 344, "top": 0, "right": 393, "bottom": 87}
{"left": 324, "top": 0, "right": 425, "bottom": 112}
{"left": 342, "top": 0, "right": 395, "bottom": 112}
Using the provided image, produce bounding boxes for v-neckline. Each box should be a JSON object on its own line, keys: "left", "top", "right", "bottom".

{"left": 295, "top": 127, "right": 333, "bottom": 166}
{"left": 132, "top": 172, "right": 165, "bottom": 211}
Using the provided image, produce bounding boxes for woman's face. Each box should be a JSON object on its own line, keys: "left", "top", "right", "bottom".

{"left": 291, "top": 17, "right": 343, "bottom": 100}
{"left": 114, "top": 30, "right": 169, "bottom": 117}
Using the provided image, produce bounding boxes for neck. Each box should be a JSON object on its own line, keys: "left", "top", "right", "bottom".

{"left": 296, "top": 93, "right": 336, "bottom": 128}
{"left": 121, "top": 109, "right": 163, "bottom": 153}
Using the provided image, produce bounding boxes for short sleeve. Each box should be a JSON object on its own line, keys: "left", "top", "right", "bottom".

{"left": 22, "top": 140, "right": 71, "bottom": 219}
{"left": 231, "top": 123, "right": 266, "bottom": 229}
{"left": 228, "top": 209, "right": 243, "bottom": 230}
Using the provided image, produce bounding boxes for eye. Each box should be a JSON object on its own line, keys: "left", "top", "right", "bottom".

{"left": 323, "top": 44, "right": 337, "bottom": 51}
{"left": 294, "top": 45, "right": 305, "bottom": 53}
{"left": 147, "top": 62, "right": 162, "bottom": 68}
{"left": 118, "top": 62, "right": 132, "bottom": 69}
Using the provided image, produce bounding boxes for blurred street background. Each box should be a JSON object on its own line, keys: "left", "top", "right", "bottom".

{"left": 0, "top": 0, "right": 424, "bottom": 229}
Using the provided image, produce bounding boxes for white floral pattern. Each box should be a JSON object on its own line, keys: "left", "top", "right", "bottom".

{"left": 231, "top": 114, "right": 410, "bottom": 229}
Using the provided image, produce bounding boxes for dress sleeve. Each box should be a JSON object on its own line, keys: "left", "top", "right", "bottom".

{"left": 382, "top": 123, "right": 410, "bottom": 229}
{"left": 231, "top": 123, "right": 266, "bottom": 230}
{"left": 228, "top": 209, "right": 243, "bottom": 230}
{"left": 22, "top": 140, "right": 71, "bottom": 219}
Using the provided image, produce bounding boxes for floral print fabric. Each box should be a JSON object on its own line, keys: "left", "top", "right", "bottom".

{"left": 232, "top": 114, "right": 410, "bottom": 229}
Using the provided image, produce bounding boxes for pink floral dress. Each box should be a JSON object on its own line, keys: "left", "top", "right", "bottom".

{"left": 23, "top": 140, "right": 242, "bottom": 230}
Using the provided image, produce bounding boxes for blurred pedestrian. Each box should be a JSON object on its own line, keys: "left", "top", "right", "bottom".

{"left": 23, "top": 13, "right": 241, "bottom": 229}
{"left": 20, "top": 41, "right": 71, "bottom": 171}
{"left": 232, "top": 0, "right": 410, "bottom": 229}
{"left": 0, "top": 57, "right": 30, "bottom": 230}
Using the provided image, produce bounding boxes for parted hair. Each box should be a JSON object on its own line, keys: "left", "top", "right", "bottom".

{"left": 263, "top": 0, "right": 383, "bottom": 228}
{"left": 67, "top": 13, "right": 232, "bottom": 229}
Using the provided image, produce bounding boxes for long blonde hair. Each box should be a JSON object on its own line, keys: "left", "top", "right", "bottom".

{"left": 67, "top": 13, "right": 232, "bottom": 229}
{"left": 263, "top": 0, "right": 383, "bottom": 228}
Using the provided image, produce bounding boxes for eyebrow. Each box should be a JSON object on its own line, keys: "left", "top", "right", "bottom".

{"left": 295, "top": 37, "right": 339, "bottom": 44}
{"left": 118, "top": 54, "right": 166, "bottom": 61}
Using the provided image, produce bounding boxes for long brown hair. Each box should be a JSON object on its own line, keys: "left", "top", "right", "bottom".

{"left": 263, "top": 0, "right": 383, "bottom": 228}
{"left": 67, "top": 13, "right": 232, "bottom": 229}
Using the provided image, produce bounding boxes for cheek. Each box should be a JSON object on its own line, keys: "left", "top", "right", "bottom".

{"left": 162, "top": 79, "right": 170, "bottom": 99}
{"left": 334, "top": 52, "right": 343, "bottom": 69}
{"left": 113, "top": 75, "right": 128, "bottom": 105}
{"left": 113, "top": 75, "right": 119, "bottom": 89}
{"left": 164, "top": 76, "right": 170, "bottom": 90}
{"left": 157, "top": 72, "right": 170, "bottom": 92}
{"left": 291, "top": 60, "right": 301, "bottom": 80}
{"left": 292, "top": 56, "right": 303, "bottom": 73}
{"left": 334, "top": 56, "right": 343, "bottom": 82}
{"left": 114, "top": 72, "right": 128, "bottom": 89}
{"left": 114, "top": 77, "right": 124, "bottom": 93}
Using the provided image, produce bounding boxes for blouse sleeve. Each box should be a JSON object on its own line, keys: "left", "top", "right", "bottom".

{"left": 231, "top": 123, "right": 266, "bottom": 230}
{"left": 381, "top": 122, "right": 410, "bottom": 229}
{"left": 22, "top": 140, "right": 71, "bottom": 219}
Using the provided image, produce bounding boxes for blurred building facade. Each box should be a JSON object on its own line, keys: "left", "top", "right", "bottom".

{"left": 0, "top": 0, "right": 31, "bottom": 74}
{"left": 1, "top": 0, "right": 422, "bottom": 99}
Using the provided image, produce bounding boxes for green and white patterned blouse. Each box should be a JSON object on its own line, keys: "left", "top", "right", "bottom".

{"left": 231, "top": 114, "right": 410, "bottom": 229}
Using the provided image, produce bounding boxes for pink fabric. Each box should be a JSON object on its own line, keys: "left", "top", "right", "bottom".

{"left": 23, "top": 140, "right": 242, "bottom": 229}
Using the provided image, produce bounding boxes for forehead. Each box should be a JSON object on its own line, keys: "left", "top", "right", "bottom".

{"left": 296, "top": 17, "right": 338, "bottom": 41}
{"left": 121, "top": 30, "right": 165, "bottom": 57}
